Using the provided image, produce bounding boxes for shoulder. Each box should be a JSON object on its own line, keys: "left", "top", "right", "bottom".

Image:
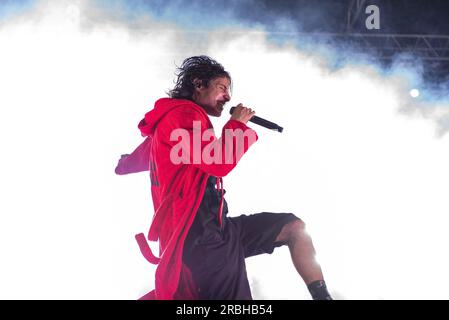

{"left": 161, "top": 100, "right": 211, "bottom": 126}
{"left": 170, "top": 101, "right": 207, "bottom": 119}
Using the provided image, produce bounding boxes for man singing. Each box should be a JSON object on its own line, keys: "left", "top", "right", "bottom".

{"left": 115, "top": 56, "right": 332, "bottom": 300}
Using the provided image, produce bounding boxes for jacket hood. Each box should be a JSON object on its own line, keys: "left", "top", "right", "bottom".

{"left": 138, "top": 98, "right": 206, "bottom": 137}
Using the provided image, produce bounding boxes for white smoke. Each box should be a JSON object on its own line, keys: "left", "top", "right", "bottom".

{"left": 0, "top": 0, "right": 448, "bottom": 299}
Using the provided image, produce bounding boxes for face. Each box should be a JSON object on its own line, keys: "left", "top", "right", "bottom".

{"left": 192, "top": 76, "right": 231, "bottom": 117}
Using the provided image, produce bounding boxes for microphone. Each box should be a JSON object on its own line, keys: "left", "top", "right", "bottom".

{"left": 230, "top": 107, "right": 284, "bottom": 133}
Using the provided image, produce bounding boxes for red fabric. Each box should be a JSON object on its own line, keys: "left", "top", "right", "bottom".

{"left": 116, "top": 98, "right": 258, "bottom": 299}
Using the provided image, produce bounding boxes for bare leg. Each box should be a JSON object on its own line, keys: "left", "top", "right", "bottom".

{"left": 275, "top": 218, "right": 324, "bottom": 285}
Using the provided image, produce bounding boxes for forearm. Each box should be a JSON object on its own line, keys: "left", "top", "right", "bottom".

{"left": 115, "top": 137, "right": 151, "bottom": 175}
{"left": 195, "top": 119, "right": 258, "bottom": 177}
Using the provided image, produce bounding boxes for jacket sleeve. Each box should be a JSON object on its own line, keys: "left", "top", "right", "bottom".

{"left": 115, "top": 137, "right": 151, "bottom": 175}
{"left": 157, "top": 107, "right": 258, "bottom": 177}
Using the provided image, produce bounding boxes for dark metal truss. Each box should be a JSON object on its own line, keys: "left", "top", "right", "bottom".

{"left": 319, "top": 33, "right": 449, "bottom": 62}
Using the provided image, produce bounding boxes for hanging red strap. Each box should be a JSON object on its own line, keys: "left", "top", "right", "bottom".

{"left": 216, "top": 177, "right": 224, "bottom": 227}
{"left": 135, "top": 233, "right": 160, "bottom": 265}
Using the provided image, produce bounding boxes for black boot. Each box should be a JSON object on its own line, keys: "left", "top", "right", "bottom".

{"left": 307, "top": 280, "right": 333, "bottom": 300}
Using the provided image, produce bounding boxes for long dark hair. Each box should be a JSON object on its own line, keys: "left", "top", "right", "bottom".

{"left": 168, "top": 56, "right": 231, "bottom": 100}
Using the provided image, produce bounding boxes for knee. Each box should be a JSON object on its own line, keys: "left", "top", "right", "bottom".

{"left": 290, "top": 218, "right": 306, "bottom": 233}
{"left": 276, "top": 215, "right": 306, "bottom": 244}
{"left": 286, "top": 217, "right": 306, "bottom": 242}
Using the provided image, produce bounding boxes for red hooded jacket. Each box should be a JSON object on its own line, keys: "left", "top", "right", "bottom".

{"left": 115, "top": 98, "right": 258, "bottom": 299}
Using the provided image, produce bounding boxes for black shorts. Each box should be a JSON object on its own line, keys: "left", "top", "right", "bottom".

{"left": 229, "top": 212, "right": 299, "bottom": 258}
{"left": 182, "top": 177, "right": 299, "bottom": 300}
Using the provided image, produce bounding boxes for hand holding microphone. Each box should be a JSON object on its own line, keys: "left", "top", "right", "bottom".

{"left": 230, "top": 103, "right": 255, "bottom": 124}
{"left": 230, "top": 104, "right": 284, "bottom": 133}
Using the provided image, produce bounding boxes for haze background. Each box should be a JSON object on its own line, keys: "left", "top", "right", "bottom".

{"left": 1, "top": 0, "right": 448, "bottom": 299}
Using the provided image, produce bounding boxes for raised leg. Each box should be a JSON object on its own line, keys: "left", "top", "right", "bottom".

{"left": 275, "top": 218, "right": 324, "bottom": 284}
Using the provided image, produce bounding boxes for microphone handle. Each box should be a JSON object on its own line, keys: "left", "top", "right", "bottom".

{"left": 229, "top": 107, "right": 283, "bottom": 133}
{"left": 250, "top": 115, "right": 283, "bottom": 132}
